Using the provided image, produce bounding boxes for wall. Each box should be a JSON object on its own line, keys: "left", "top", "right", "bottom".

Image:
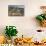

{"left": 0, "top": 0, "right": 46, "bottom": 41}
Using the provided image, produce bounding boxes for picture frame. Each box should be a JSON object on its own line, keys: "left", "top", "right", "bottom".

{"left": 8, "top": 5, "right": 24, "bottom": 16}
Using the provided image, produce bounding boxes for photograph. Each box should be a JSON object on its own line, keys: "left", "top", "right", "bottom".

{"left": 8, "top": 5, "right": 24, "bottom": 16}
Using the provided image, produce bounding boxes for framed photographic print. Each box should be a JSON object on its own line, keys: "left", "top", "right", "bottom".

{"left": 8, "top": 5, "right": 24, "bottom": 16}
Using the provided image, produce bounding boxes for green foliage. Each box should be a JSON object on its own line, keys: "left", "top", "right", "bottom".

{"left": 36, "top": 14, "right": 46, "bottom": 21}
{"left": 5, "top": 26, "right": 18, "bottom": 38}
